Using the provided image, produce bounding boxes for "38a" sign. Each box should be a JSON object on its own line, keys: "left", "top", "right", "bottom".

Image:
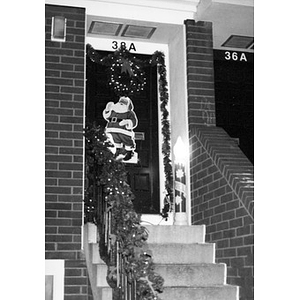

{"left": 112, "top": 41, "right": 137, "bottom": 51}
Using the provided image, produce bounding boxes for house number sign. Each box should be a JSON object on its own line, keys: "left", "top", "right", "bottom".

{"left": 112, "top": 41, "right": 137, "bottom": 52}
{"left": 224, "top": 51, "right": 247, "bottom": 62}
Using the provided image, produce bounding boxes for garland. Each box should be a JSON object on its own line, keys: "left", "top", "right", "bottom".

{"left": 84, "top": 124, "right": 164, "bottom": 299}
{"left": 150, "top": 51, "right": 173, "bottom": 212}
{"left": 86, "top": 44, "right": 173, "bottom": 213}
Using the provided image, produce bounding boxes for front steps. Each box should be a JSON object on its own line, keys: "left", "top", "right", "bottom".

{"left": 83, "top": 224, "right": 113, "bottom": 300}
{"left": 84, "top": 223, "right": 238, "bottom": 300}
{"left": 145, "top": 225, "right": 239, "bottom": 300}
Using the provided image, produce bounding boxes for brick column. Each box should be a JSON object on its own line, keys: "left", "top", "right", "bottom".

{"left": 185, "top": 19, "right": 216, "bottom": 128}
{"left": 45, "top": 4, "right": 90, "bottom": 299}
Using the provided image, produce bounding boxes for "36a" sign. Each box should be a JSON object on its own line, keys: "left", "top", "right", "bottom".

{"left": 224, "top": 51, "right": 247, "bottom": 62}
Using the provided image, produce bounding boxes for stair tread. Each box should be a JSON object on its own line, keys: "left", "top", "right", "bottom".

{"left": 164, "top": 285, "right": 239, "bottom": 288}
{"left": 148, "top": 242, "right": 215, "bottom": 263}
{"left": 155, "top": 262, "right": 225, "bottom": 266}
{"left": 147, "top": 242, "right": 213, "bottom": 245}
{"left": 161, "top": 285, "right": 239, "bottom": 300}
{"left": 148, "top": 243, "right": 208, "bottom": 246}
{"left": 154, "top": 263, "right": 226, "bottom": 286}
{"left": 144, "top": 225, "right": 206, "bottom": 244}
{"left": 144, "top": 225, "right": 205, "bottom": 229}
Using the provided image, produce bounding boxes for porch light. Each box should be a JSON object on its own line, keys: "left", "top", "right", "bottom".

{"left": 173, "top": 136, "right": 188, "bottom": 225}
{"left": 51, "top": 16, "right": 67, "bottom": 42}
{"left": 174, "top": 136, "right": 187, "bottom": 163}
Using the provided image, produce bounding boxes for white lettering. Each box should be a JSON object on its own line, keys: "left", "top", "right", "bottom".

{"left": 232, "top": 52, "right": 238, "bottom": 61}
{"left": 240, "top": 53, "right": 247, "bottom": 61}
{"left": 224, "top": 51, "right": 248, "bottom": 62}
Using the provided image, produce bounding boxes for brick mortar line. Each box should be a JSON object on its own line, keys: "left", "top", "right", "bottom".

{"left": 187, "top": 87, "right": 215, "bottom": 90}
{"left": 188, "top": 80, "right": 214, "bottom": 84}
{"left": 192, "top": 132, "right": 254, "bottom": 222}
{"left": 188, "top": 74, "right": 213, "bottom": 78}
{"left": 186, "top": 37, "right": 213, "bottom": 41}
{"left": 186, "top": 61, "right": 214, "bottom": 65}
{"left": 187, "top": 64, "right": 212, "bottom": 67}
{"left": 186, "top": 45, "right": 213, "bottom": 49}
{"left": 186, "top": 66, "right": 214, "bottom": 71}
{"left": 186, "top": 62, "right": 214, "bottom": 66}
{"left": 188, "top": 96, "right": 215, "bottom": 99}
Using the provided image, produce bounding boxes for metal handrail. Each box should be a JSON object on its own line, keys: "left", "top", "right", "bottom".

{"left": 95, "top": 183, "right": 138, "bottom": 300}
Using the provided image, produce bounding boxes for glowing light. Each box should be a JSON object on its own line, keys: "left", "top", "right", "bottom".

{"left": 174, "top": 136, "right": 188, "bottom": 163}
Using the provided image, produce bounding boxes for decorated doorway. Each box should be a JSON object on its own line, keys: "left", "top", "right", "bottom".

{"left": 85, "top": 45, "right": 172, "bottom": 215}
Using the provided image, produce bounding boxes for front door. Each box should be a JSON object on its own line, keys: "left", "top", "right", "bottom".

{"left": 86, "top": 50, "right": 160, "bottom": 214}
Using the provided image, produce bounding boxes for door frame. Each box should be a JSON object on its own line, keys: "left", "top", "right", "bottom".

{"left": 85, "top": 36, "right": 173, "bottom": 224}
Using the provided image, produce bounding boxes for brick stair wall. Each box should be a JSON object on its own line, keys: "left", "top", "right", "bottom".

{"left": 45, "top": 4, "right": 91, "bottom": 299}
{"left": 189, "top": 126, "right": 254, "bottom": 300}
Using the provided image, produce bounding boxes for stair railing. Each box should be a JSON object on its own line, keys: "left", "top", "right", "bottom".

{"left": 84, "top": 124, "right": 164, "bottom": 300}
{"left": 96, "top": 183, "right": 144, "bottom": 300}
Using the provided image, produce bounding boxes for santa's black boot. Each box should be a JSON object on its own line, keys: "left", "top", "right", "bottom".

{"left": 114, "top": 148, "right": 121, "bottom": 160}
{"left": 123, "top": 150, "right": 134, "bottom": 161}
{"left": 115, "top": 148, "right": 127, "bottom": 160}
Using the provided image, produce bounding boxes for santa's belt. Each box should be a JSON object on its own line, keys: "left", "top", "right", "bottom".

{"left": 108, "top": 117, "right": 124, "bottom": 123}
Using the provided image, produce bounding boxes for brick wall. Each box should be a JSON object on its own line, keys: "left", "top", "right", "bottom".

{"left": 185, "top": 19, "right": 254, "bottom": 300}
{"left": 45, "top": 4, "right": 90, "bottom": 299}
{"left": 185, "top": 19, "right": 216, "bottom": 127}
{"left": 189, "top": 126, "right": 254, "bottom": 300}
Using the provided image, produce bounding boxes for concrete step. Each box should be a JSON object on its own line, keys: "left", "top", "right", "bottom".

{"left": 144, "top": 225, "right": 205, "bottom": 244}
{"left": 100, "top": 287, "right": 112, "bottom": 299}
{"left": 90, "top": 242, "right": 110, "bottom": 288}
{"left": 155, "top": 263, "right": 226, "bottom": 286}
{"left": 160, "top": 285, "right": 239, "bottom": 300}
{"left": 92, "top": 243, "right": 101, "bottom": 264}
{"left": 97, "top": 264, "right": 110, "bottom": 287}
{"left": 84, "top": 224, "right": 113, "bottom": 299}
{"left": 148, "top": 243, "right": 215, "bottom": 264}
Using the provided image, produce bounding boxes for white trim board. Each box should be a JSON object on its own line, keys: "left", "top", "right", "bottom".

{"left": 45, "top": 260, "right": 65, "bottom": 300}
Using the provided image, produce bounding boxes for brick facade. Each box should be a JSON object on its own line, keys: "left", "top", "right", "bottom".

{"left": 186, "top": 20, "right": 254, "bottom": 300}
{"left": 45, "top": 4, "right": 91, "bottom": 299}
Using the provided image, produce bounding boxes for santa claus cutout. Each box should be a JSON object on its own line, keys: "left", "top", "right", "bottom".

{"left": 103, "top": 96, "right": 138, "bottom": 161}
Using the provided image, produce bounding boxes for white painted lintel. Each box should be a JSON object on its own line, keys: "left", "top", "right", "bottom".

{"left": 45, "top": 0, "right": 197, "bottom": 25}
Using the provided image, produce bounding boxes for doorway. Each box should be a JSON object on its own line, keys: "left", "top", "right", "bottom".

{"left": 213, "top": 50, "right": 254, "bottom": 164}
{"left": 85, "top": 50, "right": 160, "bottom": 214}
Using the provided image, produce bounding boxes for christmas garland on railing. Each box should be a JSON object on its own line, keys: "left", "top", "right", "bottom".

{"left": 86, "top": 44, "right": 173, "bottom": 212}
{"left": 84, "top": 124, "right": 164, "bottom": 300}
